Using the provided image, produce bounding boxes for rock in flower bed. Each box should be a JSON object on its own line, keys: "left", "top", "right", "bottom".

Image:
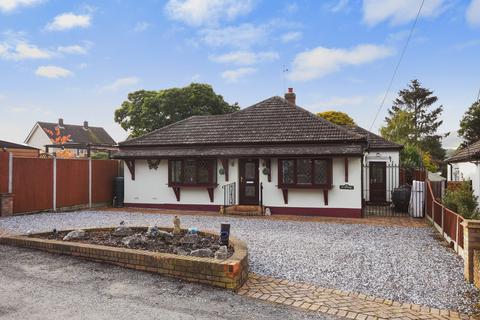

{"left": 37, "top": 226, "right": 234, "bottom": 259}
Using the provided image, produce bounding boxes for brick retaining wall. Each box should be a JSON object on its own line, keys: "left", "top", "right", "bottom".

{"left": 0, "top": 227, "right": 248, "bottom": 290}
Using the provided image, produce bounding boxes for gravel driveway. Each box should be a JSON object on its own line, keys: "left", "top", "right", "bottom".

{"left": 0, "top": 210, "right": 477, "bottom": 314}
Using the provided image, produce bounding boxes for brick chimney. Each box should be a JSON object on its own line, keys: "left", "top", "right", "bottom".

{"left": 83, "top": 121, "right": 89, "bottom": 130}
{"left": 58, "top": 118, "right": 64, "bottom": 127}
{"left": 285, "top": 88, "right": 296, "bottom": 105}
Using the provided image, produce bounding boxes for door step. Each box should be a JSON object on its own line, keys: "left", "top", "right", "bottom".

{"left": 224, "top": 205, "right": 264, "bottom": 216}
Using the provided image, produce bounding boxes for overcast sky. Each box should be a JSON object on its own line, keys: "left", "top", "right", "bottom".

{"left": 0, "top": 0, "right": 479, "bottom": 147}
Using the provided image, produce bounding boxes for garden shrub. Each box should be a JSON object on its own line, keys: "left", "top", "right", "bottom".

{"left": 443, "top": 181, "right": 480, "bottom": 219}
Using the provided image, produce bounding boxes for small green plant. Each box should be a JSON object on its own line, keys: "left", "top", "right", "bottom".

{"left": 443, "top": 181, "right": 480, "bottom": 219}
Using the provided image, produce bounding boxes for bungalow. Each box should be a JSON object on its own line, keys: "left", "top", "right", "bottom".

{"left": 446, "top": 139, "right": 480, "bottom": 206}
{"left": 25, "top": 118, "right": 117, "bottom": 157}
{"left": 114, "top": 89, "right": 401, "bottom": 218}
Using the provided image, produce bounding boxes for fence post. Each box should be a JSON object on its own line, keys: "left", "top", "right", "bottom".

{"left": 441, "top": 206, "right": 445, "bottom": 236}
{"left": 88, "top": 158, "right": 92, "bottom": 208}
{"left": 455, "top": 215, "right": 459, "bottom": 253}
{"left": 432, "top": 199, "right": 435, "bottom": 225}
{"left": 8, "top": 152, "right": 13, "bottom": 193}
{"left": 461, "top": 220, "right": 480, "bottom": 283}
{"left": 52, "top": 157, "right": 57, "bottom": 212}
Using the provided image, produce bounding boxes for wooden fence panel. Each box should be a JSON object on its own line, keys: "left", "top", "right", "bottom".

{"left": 56, "top": 159, "right": 89, "bottom": 208}
{"left": 92, "top": 160, "right": 118, "bottom": 203}
{"left": 13, "top": 158, "right": 53, "bottom": 213}
{"left": 433, "top": 201, "right": 443, "bottom": 226}
{"left": 458, "top": 216, "right": 464, "bottom": 249}
{"left": 0, "top": 152, "right": 8, "bottom": 194}
{"left": 444, "top": 208, "right": 457, "bottom": 242}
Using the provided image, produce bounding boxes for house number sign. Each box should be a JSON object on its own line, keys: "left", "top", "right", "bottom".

{"left": 339, "top": 184, "right": 354, "bottom": 190}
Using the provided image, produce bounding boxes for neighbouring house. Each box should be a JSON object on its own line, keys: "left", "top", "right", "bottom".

{"left": 446, "top": 139, "right": 480, "bottom": 206}
{"left": 114, "top": 89, "right": 403, "bottom": 217}
{"left": 0, "top": 140, "right": 40, "bottom": 158}
{"left": 24, "top": 118, "right": 117, "bottom": 158}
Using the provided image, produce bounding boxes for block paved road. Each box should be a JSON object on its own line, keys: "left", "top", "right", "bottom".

{"left": 0, "top": 245, "right": 340, "bottom": 320}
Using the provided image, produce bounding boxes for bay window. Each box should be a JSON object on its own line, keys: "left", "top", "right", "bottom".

{"left": 278, "top": 158, "right": 332, "bottom": 188}
{"left": 169, "top": 159, "right": 217, "bottom": 186}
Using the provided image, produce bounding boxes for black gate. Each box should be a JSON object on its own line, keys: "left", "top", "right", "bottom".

{"left": 362, "top": 163, "right": 426, "bottom": 217}
{"left": 222, "top": 182, "right": 236, "bottom": 208}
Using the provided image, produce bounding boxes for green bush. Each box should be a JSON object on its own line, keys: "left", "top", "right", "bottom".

{"left": 91, "top": 152, "right": 110, "bottom": 160}
{"left": 443, "top": 181, "right": 480, "bottom": 219}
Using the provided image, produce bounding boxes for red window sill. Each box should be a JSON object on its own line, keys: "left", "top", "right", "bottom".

{"left": 168, "top": 183, "right": 218, "bottom": 188}
{"left": 277, "top": 184, "right": 333, "bottom": 190}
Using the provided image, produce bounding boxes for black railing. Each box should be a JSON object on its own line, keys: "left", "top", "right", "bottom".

{"left": 362, "top": 163, "right": 426, "bottom": 217}
{"left": 223, "top": 182, "right": 236, "bottom": 208}
{"left": 260, "top": 182, "right": 263, "bottom": 210}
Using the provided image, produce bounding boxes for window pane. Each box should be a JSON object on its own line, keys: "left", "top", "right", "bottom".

{"left": 198, "top": 159, "right": 209, "bottom": 183}
{"left": 297, "top": 159, "right": 312, "bottom": 184}
{"left": 245, "top": 162, "right": 255, "bottom": 180}
{"left": 183, "top": 159, "right": 196, "bottom": 184}
{"left": 281, "top": 160, "right": 295, "bottom": 184}
{"left": 314, "top": 160, "right": 328, "bottom": 184}
{"left": 171, "top": 160, "right": 182, "bottom": 183}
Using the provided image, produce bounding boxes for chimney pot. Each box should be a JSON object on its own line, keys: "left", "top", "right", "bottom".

{"left": 284, "top": 88, "right": 296, "bottom": 106}
{"left": 83, "top": 121, "right": 89, "bottom": 130}
{"left": 58, "top": 118, "right": 64, "bottom": 127}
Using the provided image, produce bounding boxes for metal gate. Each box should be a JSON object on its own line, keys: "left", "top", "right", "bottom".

{"left": 362, "top": 163, "right": 426, "bottom": 217}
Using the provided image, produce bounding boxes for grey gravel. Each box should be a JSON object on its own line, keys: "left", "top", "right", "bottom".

{"left": 0, "top": 245, "right": 339, "bottom": 320}
{"left": 0, "top": 210, "right": 478, "bottom": 314}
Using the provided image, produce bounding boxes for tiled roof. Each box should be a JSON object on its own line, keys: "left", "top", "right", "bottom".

{"left": 0, "top": 140, "right": 39, "bottom": 150}
{"left": 113, "top": 144, "right": 364, "bottom": 159}
{"left": 119, "top": 96, "right": 365, "bottom": 147}
{"left": 446, "top": 139, "right": 480, "bottom": 163}
{"left": 344, "top": 125, "right": 403, "bottom": 150}
{"left": 37, "top": 122, "right": 116, "bottom": 146}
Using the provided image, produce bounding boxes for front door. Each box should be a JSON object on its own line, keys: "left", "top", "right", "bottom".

{"left": 369, "top": 162, "right": 387, "bottom": 203}
{"left": 239, "top": 159, "right": 259, "bottom": 205}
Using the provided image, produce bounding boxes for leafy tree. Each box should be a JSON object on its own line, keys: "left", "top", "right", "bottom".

{"left": 115, "top": 83, "right": 239, "bottom": 137}
{"left": 44, "top": 127, "right": 74, "bottom": 159}
{"left": 380, "top": 110, "right": 415, "bottom": 146}
{"left": 383, "top": 79, "right": 446, "bottom": 161}
{"left": 400, "top": 144, "right": 422, "bottom": 168}
{"left": 443, "top": 181, "right": 479, "bottom": 219}
{"left": 458, "top": 101, "right": 480, "bottom": 147}
{"left": 317, "top": 111, "right": 355, "bottom": 126}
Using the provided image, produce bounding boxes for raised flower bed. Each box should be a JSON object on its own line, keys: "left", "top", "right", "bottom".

{"left": 0, "top": 226, "right": 249, "bottom": 290}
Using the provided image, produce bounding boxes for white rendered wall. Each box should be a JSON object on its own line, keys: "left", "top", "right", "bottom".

{"left": 260, "top": 157, "right": 362, "bottom": 209}
{"left": 124, "top": 159, "right": 239, "bottom": 206}
{"left": 25, "top": 125, "right": 51, "bottom": 152}
{"left": 124, "top": 157, "right": 362, "bottom": 209}
{"left": 448, "top": 161, "right": 480, "bottom": 206}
